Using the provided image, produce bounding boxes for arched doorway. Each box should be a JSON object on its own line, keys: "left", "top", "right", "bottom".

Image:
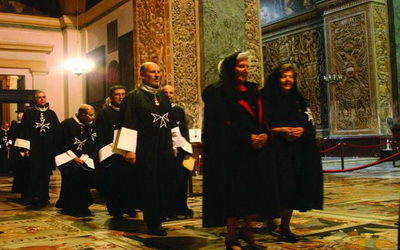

{"left": 107, "top": 60, "right": 120, "bottom": 92}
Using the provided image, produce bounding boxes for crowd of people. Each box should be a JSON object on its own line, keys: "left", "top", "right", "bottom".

{"left": 1, "top": 53, "right": 323, "bottom": 248}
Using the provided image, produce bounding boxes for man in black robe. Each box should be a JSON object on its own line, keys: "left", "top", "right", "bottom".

{"left": 11, "top": 111, "right": 30, "bottom": 197}
{"left": 114, "top": 62, "right": 189, "bottom": 236}
{"left": 96, "top": 85, "right": 137, "bottom": 219}
{"left": 14, "top": 90, "right": 60, "bottom": 208}
{"left": 162, "top": 85, "right": 193, "bottom": 219}
{"left": 55, "top": 104, "right": 97, "bottom": 216}
{"left": 0, "top": 121, "right": 12, "bottom": 174}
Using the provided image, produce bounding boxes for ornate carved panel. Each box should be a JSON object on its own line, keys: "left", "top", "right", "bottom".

{"left": 171, "top": 0, "right": 201, "bottom": 127}
{"left": 325, "top": 3, "right": 379, "bottom": 135}
{"left": 133, "top": 0, "right": 172, "bottom": 86}
{"left": 372, "top": 4, "right": 392, "bottom": 134}
{"left": 262, "top": 27, "right": 327, "bottom": 131}
{"left": 244, "top": 0, "right": 263, "bottom": 84}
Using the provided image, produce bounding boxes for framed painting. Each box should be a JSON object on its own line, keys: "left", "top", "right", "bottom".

{"left": 107, "top": 20, "right": 118, "bottom": 53}
{"left": 118, "top": 31, "right": 134, "bottom": 90}
{"left": 260, "top": 0, "right": 317, "bottom": 26}
{"left": 86, "top": 45, "right": 106, "bottom": 110}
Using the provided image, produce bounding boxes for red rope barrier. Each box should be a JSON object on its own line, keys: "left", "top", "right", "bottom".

{"left": 319, "top": 144, "right": 341, "bottom": 153}
{"left": 323, "top": 152, "right": 400, "bottom": 173}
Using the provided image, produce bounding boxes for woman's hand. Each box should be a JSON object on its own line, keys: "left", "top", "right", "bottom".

{"left": 272, "top": 127, "right": 304, "bottom": 141}
{"left": 285, "top": 127, "right": 304, "bottom": 141}
{"left": 251, "top": 133, "right": 268, "bottom": 149}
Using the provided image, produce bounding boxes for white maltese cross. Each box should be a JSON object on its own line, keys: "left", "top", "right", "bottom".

{"left": 35, "top": 117, "right": 50, "bottom": 133}
{"left": 305, "top": 108, "right": 315, "bottom": 126}
{"left": 91, "top": 132, "right": 97, "bottom": 141}
{"left": 151, "top": 112, "right": 169, "bottom": 128}
{"left": 73, "top": 137, "right": 87, "bottom": 151}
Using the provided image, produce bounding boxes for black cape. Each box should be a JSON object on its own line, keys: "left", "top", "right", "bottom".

{"left": 202, "top": 81, "right": 280, "bottom": 227}
{"left": 115, "top": 88, "right": 178, "bottom": 224}
{"left": 166, "top": 103, "right": 192, "bottom": 215}
{"left": 96, "top": 105, "right": 138, "bottom": 216}
{"left": 55, "top": 116, "right": 96, "bottom": 211}
{"left": 264, "top": 92, "right": 323, "bottom": 211}
{"left": 14, "top": 107, "right": 60, "bottom": 202}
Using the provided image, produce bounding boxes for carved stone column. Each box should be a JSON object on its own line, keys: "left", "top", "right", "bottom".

{"left": 132, "top": 0, "right": 201, "bottom": 127}
{"left": 170, "top": 0, "right": 202, "bottom": 128}
{"left": 322, "top": 0, "right": 392, "bottom": 135}
{"left": 201, "top": 0, "right": 263, "bottom": 87}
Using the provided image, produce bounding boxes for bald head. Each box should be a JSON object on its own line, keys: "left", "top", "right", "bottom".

{"left": 78, "top": 104, "right": 95, "bottom": 124}
{"left": 162, "top": 85, "right": 175, "bottom": 102}
{"left": 140, "top": 62, "right": 161, "bottom": 89}
{"left": 1, "top": 121, "right": 9, "bottom": 130}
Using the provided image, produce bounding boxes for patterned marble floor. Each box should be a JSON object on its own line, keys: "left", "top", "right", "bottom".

{"left": 0, "top": 159, "right": 398, "bottom": 249}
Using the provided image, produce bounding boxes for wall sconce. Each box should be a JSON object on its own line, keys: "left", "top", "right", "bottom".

{"left": 323, "top": 74, "right": 343, "bottom": 84}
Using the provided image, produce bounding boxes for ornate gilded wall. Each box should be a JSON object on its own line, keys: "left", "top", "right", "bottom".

{"left": 372, "top": 4, "right": 392, "bottom": 134}
{"left": 132, "top": 0, "right": 264, "bottom": 128}
{"left": 170, "top": 0, "right": 201, "bottom": 127}
{"left": 133, "top": 0, "right": 172, "bottom": 86}
{"left": 133, "top": 0, "right": 201, "bottom": 127}
{"left": 244, "top": 0, "right": 263, "bottom": 84}
{"left": 325, "top": 0, "right": 392, "bottom": 135}
{"left": 263, "top": 26, "right": 328, "bottom": 132}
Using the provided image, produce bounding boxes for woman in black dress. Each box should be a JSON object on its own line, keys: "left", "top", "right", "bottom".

{"left": 202, "top": 52, "right": 279, "bottom": 249}
{"left": 262, "top": 63, "right": 323, "bottom": 243}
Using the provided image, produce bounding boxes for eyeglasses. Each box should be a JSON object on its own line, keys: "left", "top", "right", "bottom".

{"left": 85, "top": 113, "right": 95, "bottom": 117}
{"left": 35, "top": 96, "right": 46, "bottom": 99}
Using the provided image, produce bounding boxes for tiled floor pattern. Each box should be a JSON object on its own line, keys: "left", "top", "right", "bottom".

{"left": 0, "top": 160, "right": 398, "bottom": 249}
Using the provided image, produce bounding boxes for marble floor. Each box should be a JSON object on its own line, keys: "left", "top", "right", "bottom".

{"left": 0, "top": 159, "right": 399, "bottom": 249}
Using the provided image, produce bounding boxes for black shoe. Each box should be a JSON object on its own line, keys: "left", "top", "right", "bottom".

{"left": 148, "top": 225, "right": 167, "bottom": 236}
{"left": 279, "top": 233, "right": 299, "bottom": 243}
{"left": 61, "top": 208, "right": 74, "bottom": 215}
{"left": 238, "top": 229, "right": 254, "bottom": 245}
{"left": 38, "top": 200, "right": 50, "bottom": 207}
{"left": 225, "top": 238, "right": 242, "bottom": 250}
{"left": 75, "top": 208, "right": 92, "bottom": 217}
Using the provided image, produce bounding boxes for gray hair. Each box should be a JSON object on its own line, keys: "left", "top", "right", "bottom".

{"left": 217, "top": 51, "right": 252, "bottom": 75}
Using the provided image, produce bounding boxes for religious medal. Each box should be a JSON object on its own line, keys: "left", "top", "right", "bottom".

{"left": 154, "top": 95, "right": 160, "bottom": 106}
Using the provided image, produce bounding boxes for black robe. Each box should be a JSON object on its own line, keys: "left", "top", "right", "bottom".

{"left": 264, "top": 93, "right": 323, "bottom": 211}
{"left": 202, "top": 81, "right": 280, "bottom": 227}
{"left": 11, "top": 121, "right": 29, "bottom": 197}
{"left": 0, "top": 127, "right": 12, "bottom": 173}
{"left": 115, "top": 88, "right": 177, "bottom": 225}
{"left": 167, "top": 103, "right": 192, "bottom": 216}
{"left": 55, "top": 116, "right": 96, "bottom": 211}
{"left": 14, "top": 107, "right": 60, "bottom": 203}
{"left": 96, "top": 105, "right": 137, "bottom": 216}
